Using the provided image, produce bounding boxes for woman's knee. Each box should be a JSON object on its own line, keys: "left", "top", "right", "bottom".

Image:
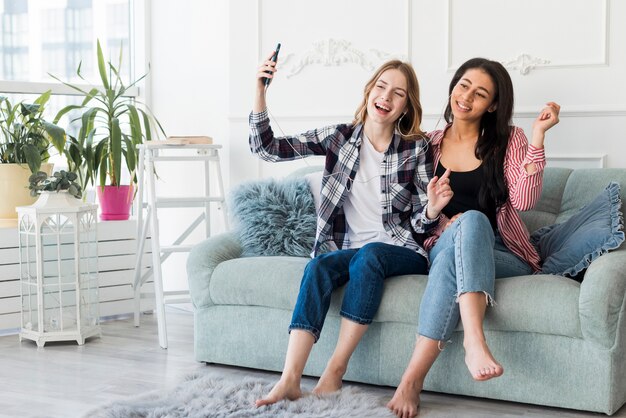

{"left": 349, "top": 243, "right": 387, "bottom": 272}
{"left": 457, "top": 211, "right": 494, "bottom": 241}
{"left": 355, "top": 242, "right": 387, "bottom": 260}
{"left": 302, "top": 254, "right": 336, "bottom": 285}
{"left": 308, "top": 249, "right": 350, "bottom": 272}
{"left": 458, "top": 210, "right": 489, "bottom": 227}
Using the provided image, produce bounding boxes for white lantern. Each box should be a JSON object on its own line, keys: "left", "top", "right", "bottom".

{"left": 18, "top": 191, "right": 100, "bottom": 347}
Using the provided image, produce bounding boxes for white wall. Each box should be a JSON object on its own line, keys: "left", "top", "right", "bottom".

{"left": 149, "top": 0, "right": 230, "bottom": 291}
{"left": 149, "top": 0, "right": 626, "bottom": 290}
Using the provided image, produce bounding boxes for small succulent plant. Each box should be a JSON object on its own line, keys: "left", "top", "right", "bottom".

{"left": 28, "top": 170, "right": 82, "bottom": 199}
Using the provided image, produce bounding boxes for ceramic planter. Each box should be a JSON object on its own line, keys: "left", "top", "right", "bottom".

{"left": 96, "top": 185, "right": 134, "bottom": 221}
{"left": 0, "top": 163, "right": 53, "bottom": 227}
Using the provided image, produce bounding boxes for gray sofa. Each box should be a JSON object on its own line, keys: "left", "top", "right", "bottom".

{"left": 187, "top": 167, "right": 626, "bottom": 415}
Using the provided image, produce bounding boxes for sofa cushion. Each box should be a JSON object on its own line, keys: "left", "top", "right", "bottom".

{"left": 519, "top": 167, "right": 572, "bottom": 233}
{"left": 557, "top": 169, "right": 626, "bottom": 223}
{"left": 229, "top": 177, "right": 317, "bottom": 257}
{"left": 210, "top": 256, "right": 309, "bottom": 309}
{"left": 531, "top": 182, "right": 625, "bottom": 277}
{"left": 208, "top": 257, "right": 582, "bottom": 339}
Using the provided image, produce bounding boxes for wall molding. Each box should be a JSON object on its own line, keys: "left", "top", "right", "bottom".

{"left": 280, "top": 39, "right": 407, "bottom": 78}
{"left": 257, "top": 0, "right": 412, "bottom": 77}
{"left": 546, "top": 154, "right": 606, "bottom": 169}
{"left": 501, "top": 54, "right": 551, "bottom": 75}
{"left": 446, "top": 0, "right": 610, "bottom": 74}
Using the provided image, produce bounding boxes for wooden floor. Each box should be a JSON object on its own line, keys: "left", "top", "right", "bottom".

{"left": 0, "top": 308, "right": 622, "bottom": 418}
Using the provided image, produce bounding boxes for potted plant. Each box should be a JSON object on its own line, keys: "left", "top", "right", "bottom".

{"left": 52, "top": 40, "right": 165, "bottom": 220}
{"left": 29, "top": 170, "right": 83, "bottom": 199}
{"left": 0, "top": 91, "right": 66, "bottom": 224}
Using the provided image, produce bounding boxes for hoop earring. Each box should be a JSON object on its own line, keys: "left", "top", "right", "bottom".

{"left": 396, "top": 113, "right": 411, "bottom": 137}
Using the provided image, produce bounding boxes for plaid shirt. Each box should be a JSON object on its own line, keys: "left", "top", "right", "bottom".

{"left": 249, "top": 109, "right": 438, "bottom": 259}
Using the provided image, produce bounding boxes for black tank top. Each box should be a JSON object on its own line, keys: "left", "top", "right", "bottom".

{"left": 435, "top": 162, "right": 497, "bottom": 230}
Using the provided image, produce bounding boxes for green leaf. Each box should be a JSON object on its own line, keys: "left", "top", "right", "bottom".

{"left": 141, "top": 111, "right": 153, "bottom": 142}
{"left": 66, "top": 142, "right": 81, "bottom": 172}
{"left": 83, "top": 129, "right": 97, "bottom": 186}
{"left": 42, "top": 121, "right": 66, "bottom": 155}
{"left": 53, "top": 104, "right": 83, "bottom": 124}
{"left": 22, "top": 144, "right": 42, "bottom": 173}
{"left": 21, "top": 103, "right": 40, "bottom": 117}
{"left": 127, "top": 104, "right": 142, "bottom": 145}
{"left": 34, "top": 90, "right": 52, "bottom": 107}
{"left": 139, "top": 107, "right": 166, "bottom": 138}
{"left": 68, "top": 184, "right": 81, "bottom": 198}
{"left": 97, "top": 40, "right": 110, "bottom": 90}
{"left": 123, "top": 134, "right": 136, "bottom": 173}
{"left": 110, "top": 118, "right": 122, "bottom": 186}
{"left": 82, "top": 88, "right": 101, "bottom": 107}
{"left": 47, "top": 72, "right": 91, "bottom": 96}
{"left": 99, "top": 152, "right": 108, "bottom": 188}
{"left": 78, "top": 108, "right": 98, "bottom": 144}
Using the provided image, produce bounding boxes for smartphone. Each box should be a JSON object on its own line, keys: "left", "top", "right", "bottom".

{"left": 264, "top": 43, "right": 281, "bottom": 87}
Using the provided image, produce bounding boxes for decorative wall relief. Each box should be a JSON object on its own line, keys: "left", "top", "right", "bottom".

{"left": 283, "top": 38, "right": 406, "bottom": 78}
{"left": 502, "top": 54, "right": 551, "bottom": 75}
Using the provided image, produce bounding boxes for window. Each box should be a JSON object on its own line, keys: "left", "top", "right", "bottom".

{"left": 0, "top": 0, "right": 139, "bottom": 167}
{"left": 0, "top": 0, "right": 132, "bottom": 83}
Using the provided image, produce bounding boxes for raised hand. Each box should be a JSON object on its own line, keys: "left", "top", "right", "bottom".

{"left": 529, "top": 101, "right": 560, "bottom": 150}
{"left": 532, "top": 102, "right": 560, "bottom": 133}
{"left": 426, "top": 168, "right": 453, "bottom": 220}
{"left": 253, "top": 51, "right": 279, "bottom": 113}
{"left": 257, "top": 52, "right": 278, "bottom": 88}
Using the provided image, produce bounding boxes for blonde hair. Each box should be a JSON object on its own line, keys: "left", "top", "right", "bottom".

{"left": 353, "top": 60, "right": 424, "bottom": 141}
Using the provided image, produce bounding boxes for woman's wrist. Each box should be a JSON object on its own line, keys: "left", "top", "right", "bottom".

{"left": 530, "top": 129, "right": 545, "bottom": 149}
{"left": 426, "top": 205, "right": 440, "bottom": 220}
{"left": 253, "top": 95, "right": 267, "bottom": 113}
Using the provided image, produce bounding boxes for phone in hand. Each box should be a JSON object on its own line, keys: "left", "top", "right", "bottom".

{"left": 264, "top": 43, "right": 281, "bottom": 87}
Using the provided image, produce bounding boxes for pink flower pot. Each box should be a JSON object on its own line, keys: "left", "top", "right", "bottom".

{"left": 96, "top": 185, "right": 134, "bottom": 220}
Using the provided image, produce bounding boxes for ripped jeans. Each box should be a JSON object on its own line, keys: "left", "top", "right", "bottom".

{"left": 417, "top": 210, "right": 532, "bottom": 342}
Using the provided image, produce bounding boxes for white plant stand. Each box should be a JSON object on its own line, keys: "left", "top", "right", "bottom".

{"left": 0, "top": 220, "right": 153, "bottom": 333}
{"left": 133, "top": 143, "right": 228, "bottom": 348}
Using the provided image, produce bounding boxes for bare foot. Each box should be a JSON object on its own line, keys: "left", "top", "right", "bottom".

{"left": 313, "top": 362, "right": 346, "bottom": 395}
{"left": 255, "top": 376, "right": 302, "bottom": 407}
{"left": 463, "top": 338, "right": 504, "bottom": 381}
{"left": 387, "top": 379, "right": 421, "bottom": 418}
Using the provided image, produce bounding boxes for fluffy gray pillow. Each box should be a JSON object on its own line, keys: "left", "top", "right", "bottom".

{"left": 229, "top": 177, "right": 317, "bottom": 257}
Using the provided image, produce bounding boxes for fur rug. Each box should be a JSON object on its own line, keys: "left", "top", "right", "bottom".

{"left": 85, "top": 372, "right": 395, "bottom": 417}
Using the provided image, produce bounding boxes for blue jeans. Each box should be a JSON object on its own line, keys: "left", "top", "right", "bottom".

{"left": 290, "top": 242, "right": 428, "bottom": 342}
{"left": 417, "top": 210, "right": 532, "bottom": 341}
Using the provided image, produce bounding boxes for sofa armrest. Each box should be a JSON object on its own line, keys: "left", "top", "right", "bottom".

{"left": 186, "top": 232, "right": 243, "bottom": 309}
{"left": 579, "top": 244, "right": 626, "bottom": 349}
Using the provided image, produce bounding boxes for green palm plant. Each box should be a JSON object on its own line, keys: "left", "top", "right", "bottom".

{"left": 0, "top": 91, "right": 66, "bottom": 173}
{"left": 52, "top": 40, "right": 165, "bottom": 189}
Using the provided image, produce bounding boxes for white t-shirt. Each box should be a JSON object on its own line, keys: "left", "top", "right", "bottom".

{"left": 342, "top": 134, "right": 395, "bottom": 248}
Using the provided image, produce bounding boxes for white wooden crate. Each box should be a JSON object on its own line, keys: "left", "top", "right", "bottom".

{"left": 0, "top": 219, "right": 154, "bottom": 332}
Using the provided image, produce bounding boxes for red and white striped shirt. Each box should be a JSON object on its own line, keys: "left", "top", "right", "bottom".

{"left": 424, "top": 124, "right": 545, "bottom": 272}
